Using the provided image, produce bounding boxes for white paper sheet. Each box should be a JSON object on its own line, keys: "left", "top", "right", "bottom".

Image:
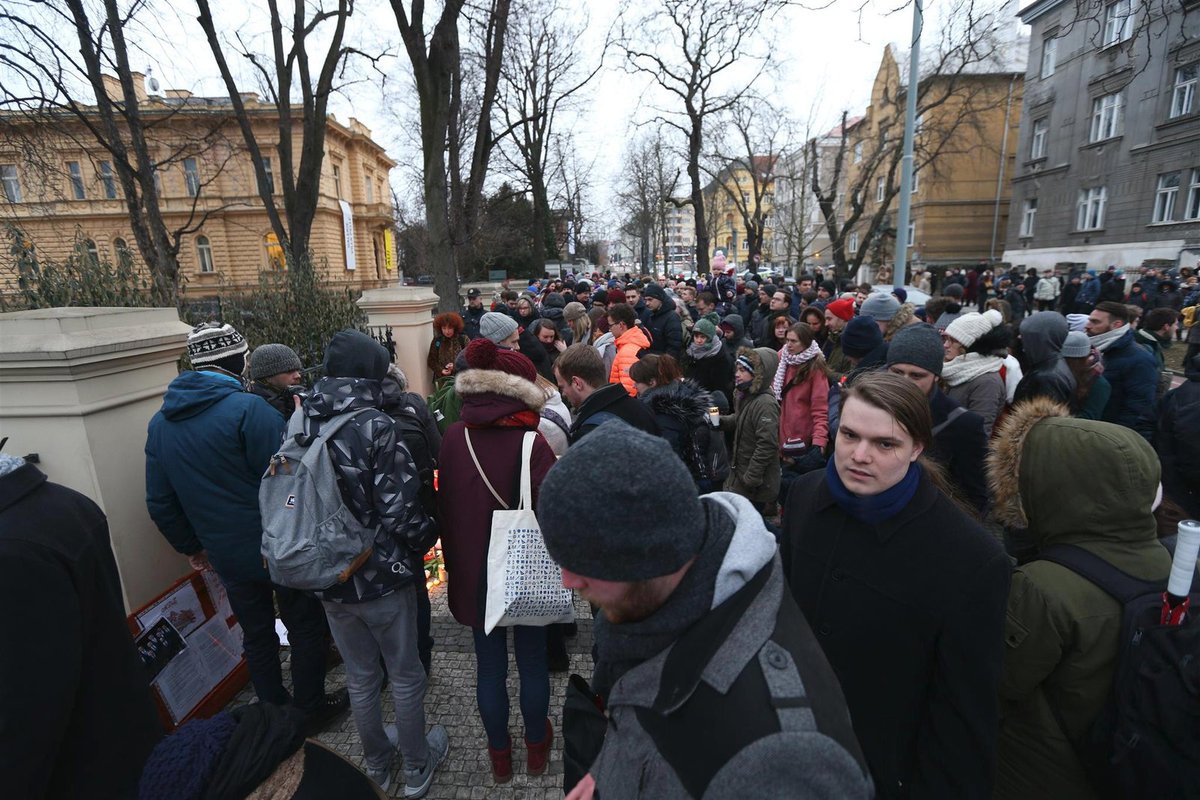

{"left": 152, "top": 616, "right": 244, "bottom": 724}
{"left": 137, "top": 581, "right": 204, "bottom": 637}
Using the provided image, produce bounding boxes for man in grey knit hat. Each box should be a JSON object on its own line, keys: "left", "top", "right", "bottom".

{"left": 540, "top": 421, "right": 872, "bottom": 800}
{"left": 886, "top": 324, "right": 989, "bottom": 512}
{"left": 248, "top": 343, "right": 304, "bottom": 418}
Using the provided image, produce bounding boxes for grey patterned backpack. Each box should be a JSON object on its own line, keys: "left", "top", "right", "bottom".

{"left": 259, "top": 409, "right": 377, "bottom": 591}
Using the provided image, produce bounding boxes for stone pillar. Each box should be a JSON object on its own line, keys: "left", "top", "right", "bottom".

{"left": 0, "top": 307, "right": 195, "bottom": 611}
{"left": 357, "top": 286, "right": 439, "bottom": 398}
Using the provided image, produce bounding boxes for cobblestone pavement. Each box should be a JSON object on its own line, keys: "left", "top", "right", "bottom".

{"left": 228, "top": 586, "right": 592, "bottom": 799}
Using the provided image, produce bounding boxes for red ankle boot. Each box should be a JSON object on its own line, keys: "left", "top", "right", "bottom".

{"left": 526, "top": 719, "right": 554, "bottom": 776}
{"left": 488, "top": 740, "right": 513, "bottom": 784}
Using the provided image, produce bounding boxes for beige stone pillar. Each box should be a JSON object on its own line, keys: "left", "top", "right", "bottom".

{"left": 0, "top": 307, "right": 195, "bottom": 611}
{"left": 357, "top": 286, "right": 439, "bottom": 398}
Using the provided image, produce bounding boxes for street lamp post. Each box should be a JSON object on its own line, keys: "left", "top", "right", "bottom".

{"left": 892, "top": 0, "right": 924, "bottom": 290}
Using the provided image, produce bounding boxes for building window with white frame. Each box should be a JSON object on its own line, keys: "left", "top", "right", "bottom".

{"left": 1089, "top": 93, "right": 1124, "bottom": 142}
{"left": 853, "top": 142, "right": 863, "bottom": 163}
{"left": 1153, "top": 172, "right": 1180, "bottom": 223}
{"left": 876, "top": 176, "right": 885, "bottom": 202}
{"left": 1076, "top": 186, "right": 1107, "bottom": 230}
{"left": 365, "top": 174, "right": 374, "bottom": 203}
{"left": 1171, "top": 64, "right": 1197, "bottom": 119}
{"left": 1040, "top": 35, "right": 1057, "bottom": 78}
{"left": 1186, "top": 169, "right": 1200, "bottom": 220}
{"left": 259, "top": 157, "right": 275, "bottom": 195}
{"left": 906, "top": 221, "right": 915, "bottom": 247}
{"left": 99, "top": 161, "right": 116, "bottom": 199}
{"left": 1102, "top": 0, "right": 1132, "bottom": 47}
{"left": 911, "top": 169, "right": 919, "bottom": 194}
{"left": 1020, "top": 198, "right": 1038, "bottom": 237}
{"left": 848, "top": 231, "right": 859, "bottom": 252}
{"left": 1031, "top": 118, "right": 1048, "bottom": 159}
{"left": 196, "top": 235, "right": 215, "bottom": 272}
{"left": 84, "top": 239, "right": 99, "bottom": 263}
{"left": 68, "top": 161, "right": 85, "bottom": 200}
{"left": 184, "top": 158, "right": 200, "bottom": 197}
{"left": 332, "top": 163, "right": 342, "bottom": 198}
{"left": 1, "top": 164, "right": 21, "bottom": 203}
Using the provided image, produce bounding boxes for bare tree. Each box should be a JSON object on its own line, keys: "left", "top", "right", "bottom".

{"left": 549, "top": 130, "right": 594, "bottom": 259}
{"left": 620, "top": 0, "right": 783, "bottom": 275}
{"left": 617, "top": 134, "right": 661, "bottom": 273}
{"left": 704, "top": 96, "right": 793, "bottom": 264}
{"left": 810, "top": 0, "right": 1012, "bottom": 281}
{"left": 495, "top": 0, "right": 601, "bottom": 261}
{"left": 391, "top": 0, "right": 513, "bottom": 312}
{"left": 0, "top": 0, "right": 245, "bottom": 306}
{"left": 773, "top": 126, "right": 823, "bottom": 272}
{"left": 194, "top": 0, "right": 370, "bottom": 266}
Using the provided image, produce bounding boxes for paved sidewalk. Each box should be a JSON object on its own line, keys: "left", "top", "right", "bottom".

{"left": 228, "top": 586, "right": 592, "bottom": 799}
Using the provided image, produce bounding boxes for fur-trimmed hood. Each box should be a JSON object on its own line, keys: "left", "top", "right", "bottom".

{"left": 454, "top": 368, "right": 545, "bottom": 412}
{"left": 988, "top": 396, "right": 1161, "bottom": 548}
{"left": 642, "top": 379, "right": 713, "bottom": 426}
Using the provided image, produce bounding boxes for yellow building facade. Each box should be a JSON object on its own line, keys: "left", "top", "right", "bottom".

{"left": 703, "top": 157, "right": 777, "bottom": 264}
{"left": 0, "top": 73, "right": 396, "bottom": 300}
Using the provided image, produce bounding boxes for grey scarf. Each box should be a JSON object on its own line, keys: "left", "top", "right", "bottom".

{"left": 591, "top": 501, "right": 735, "bottom": 697}
{"left": 686, "top": 335, "right": 723, "bottom": 361}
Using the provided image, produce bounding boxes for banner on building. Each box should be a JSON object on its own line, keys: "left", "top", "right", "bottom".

{"left": 384, "top": 228, "right": 395, "bottom": 271}
{"left": 339, "top": 199, "right": 356, "bottom": 271}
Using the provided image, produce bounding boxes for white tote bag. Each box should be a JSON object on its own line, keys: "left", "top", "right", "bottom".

{"left": 466, "top": 430, "right": 574, "bottom": 634}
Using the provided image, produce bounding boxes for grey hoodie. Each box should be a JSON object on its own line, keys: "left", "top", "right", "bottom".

{"left": 1014, "top": 312, "right": 1076, "bottom": 406}
{"left": 589, "top": 492, "right": 873, "bottom": 799}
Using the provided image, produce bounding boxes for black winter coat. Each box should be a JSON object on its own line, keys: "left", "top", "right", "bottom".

{"left": 682, "top": 344, "right": 736, "bottom": 411}
{"left": 928, "top": 389, "right": 989, "bottom": 513}
{"left": 0, "top": 463, "right": 162, "bottom": 798}
{"left": 569, "top": 382, "right": 661, "bottom": 443}
{"left": 643, "top": 305, "right": 684, "bottom": 360}
{"left": 1157, "top": 354, "right": 1200, "bottom": 518}
{"left": 248, "top": 379, "right": 295, "bottom": 419}
{"left": 781, "top": 470, "right": 1010, "bottom": 799}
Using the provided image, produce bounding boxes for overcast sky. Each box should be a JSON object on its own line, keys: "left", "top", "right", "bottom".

{"left": 33, "top": 0, "right": 1030, "bottom": 237}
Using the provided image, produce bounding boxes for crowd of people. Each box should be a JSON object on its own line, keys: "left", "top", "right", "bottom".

{"left": 5, "top": 256, "right": 1198, "bottom": 799}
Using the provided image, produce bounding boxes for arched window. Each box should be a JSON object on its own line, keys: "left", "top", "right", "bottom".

{"left": 112, "top": 237, "right": 133, "bottom": 268}
{"left": 264, "top": 232, "right": 285, "bottom": 270}
{"left": 84, "top": 238, "right": 99, "bottom": 264}
{"left": 197, "top": 235, "right": 214, "bottom": 273}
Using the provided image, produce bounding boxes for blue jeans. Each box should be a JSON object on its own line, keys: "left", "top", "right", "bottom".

{"left": 221, "top": 574, "right": 328, "bottom": 712}
{"left": 471, "top": 626, "right": 549, "bottom": 750}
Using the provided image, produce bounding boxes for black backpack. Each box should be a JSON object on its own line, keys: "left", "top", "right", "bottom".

{"left": 388, "top": 399, "right": 438, "bottom": 518}
{"left": 1039, "top": 544, "right": 1200, "bottom": 800}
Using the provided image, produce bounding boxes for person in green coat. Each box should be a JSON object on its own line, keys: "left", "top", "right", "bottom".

{"left": 986, "top": 396, "right": 1171, "bottom": 800}
{"left": 719, "top": 347, "right": 780, "bottom": 516}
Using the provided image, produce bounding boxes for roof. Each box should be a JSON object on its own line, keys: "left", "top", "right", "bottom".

{"left": 1017, "top": 0, "right": 1071, "bottom": 24}
{"left": 823, "top": 115, "right": 865, "bottom": 139}
{"left": 888, "top": 37, "right": 1029, "bottom": 88}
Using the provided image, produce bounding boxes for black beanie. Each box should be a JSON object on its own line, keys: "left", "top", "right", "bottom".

{"left": 538, "top": 421, "right": 704, "bottom": 581}
{"left": 643, "top": 283, "right": 668, "bottom": 303}
{"left": 840, "top": 316, "right": 883, "bottom": 359}
{"left": 322, "top": 329, "right": 389, "bottom": 380}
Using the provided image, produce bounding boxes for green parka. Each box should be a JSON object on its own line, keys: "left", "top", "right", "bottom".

{"left": 720, "top": 347, "right": 780, "bottom": 507}
{"left": 986, "top": 397, "right": 1171, "bottom": 800}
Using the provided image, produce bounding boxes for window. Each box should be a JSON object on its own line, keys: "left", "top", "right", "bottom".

{"left": 906, "top": 221, "right": 915, "bottom": 247}
{"left": 853, "top": 142, "right": 863, "bottom": 163}
{"left": 84, "top": 239, "right": 99, "bottom": 263}
{"left": 1153, "top": 172, "right": 1181, "bottom": 223}
{"left": 332, "top": 163, "right": 342, "bottom": 198}
{"left": 68, "top": 161, "right": 85, "bottom": 199}
{"left": 365, "top": 174, "right": 373, "bottom": 203}
{"left": 1020, "top": 198, "right": 1038, "bottom": 237}
{"left": 1187, "top": 169, "right": 1200, "bottom": 221}
{"left": 1102, "top": 0, "right": 1132, "bottom": 47}
{"left": 196, "top": 235, "right": 214, "bottom": 272}
{"left": 1041, "top": 35, "right": 1057, "bottom": 78}
{"left": 848, "top": 231, "right": 859, "bottom": 252}
{"left": 1076, "top": 186, "right": 1107, "bottom": 230}
{"left": 741, "top": 239, "right": 748, "bottom": 251}
{"left": 259, "top": 157, "right": 275, "bottom": 194}
{"left": 2, "top": 164, "right": 21, "bottom": 202}
{"left": 876, "top": 176, "right": 886, "bottom": 202}
{"left": 1031, "top": 118, "right": 1048, "bottom": 159}
{"left": 113, "top": 237, "right": 131, "bottom": 266}
{"left": 911, "top": 169, "right": 920, "bottom": 194}
{"left": 378, "top": 179, "right": 385, "bottom": 203}
{"left": 1089, "top": 93, "right": 1124, "bottom": 142}
{"left": 1171, "top": 64, "right": 1197, "bottom": 119}
{"left": 152, "top": 165, "right": 162, "bottom": 195}
{"left": 184, "top": 158, "right": 200, "bottom": 197}
{"left": 99, "top": 161, "right": 116, "bottom": 199}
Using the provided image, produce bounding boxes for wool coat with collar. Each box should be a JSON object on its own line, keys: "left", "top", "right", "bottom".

{"left": 436, "top": 368, "right": 556, "bottom": 629}
{"left": 780, "top": 468, "right": 1010, "bottom": 799}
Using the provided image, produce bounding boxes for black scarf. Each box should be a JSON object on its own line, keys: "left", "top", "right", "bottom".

{"left": 201, "top": 703, "right": 306, "bottom": 800}
{"left": 592, "top": 501, "right": 735, "bottom": 698}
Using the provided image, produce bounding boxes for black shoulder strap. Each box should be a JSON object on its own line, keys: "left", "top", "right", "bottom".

{"left": 1038, "top": 544, "right": 1163, "bottom": 605}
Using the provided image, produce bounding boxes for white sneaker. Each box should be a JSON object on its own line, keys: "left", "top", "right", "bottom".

{"left": 403, "top": 725, "right": 449, "bottom": 798}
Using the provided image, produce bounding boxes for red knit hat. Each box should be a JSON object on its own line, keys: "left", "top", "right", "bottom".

{"left": 826, "top": 297, "right": 855, "bottom": 321}
{"left": 464, "top": 337, "right": 537, "bottom": 383}
{"left": 606, "top": 288, "right": 625, "bottom": 305}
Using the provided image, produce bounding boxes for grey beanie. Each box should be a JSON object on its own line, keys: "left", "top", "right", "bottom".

{"left": 479, "top": 312, "right": 519, "bottom": 344}
{"left": 887, "top": 323, "right": 945, "bottom": 377}
{"left": 860, "top": 291, "right": 901, "bottom": 322}
{"left": 249, "top": 343, "right": 303, "bottom": 381}
{"left": 1061, "top": 330, "right": 1091, "bottom": 358}
{"left": 538, "top": 421, "right": 704, "bottom": 581}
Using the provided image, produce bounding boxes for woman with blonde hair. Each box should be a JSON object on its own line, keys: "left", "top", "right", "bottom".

{"left": 563, "top": 302, "right": 592, "bottom": 347}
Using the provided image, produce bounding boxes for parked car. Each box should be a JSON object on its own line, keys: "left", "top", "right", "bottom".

{"left": 416, "top": 275, "right": 434, "bottom": 285}
{"left": 871, "top": 284, "right": 931, "bottom": 306}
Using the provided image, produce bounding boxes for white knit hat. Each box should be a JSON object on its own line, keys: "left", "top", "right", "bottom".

{"left": 943, "top": 309, "right": 1003, "bottom": 347}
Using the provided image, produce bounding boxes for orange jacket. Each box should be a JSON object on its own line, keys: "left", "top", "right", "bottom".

{"left": 610, "top": 324, "right": 652, "bottom": 396}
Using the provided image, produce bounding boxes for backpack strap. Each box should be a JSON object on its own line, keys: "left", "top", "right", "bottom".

{"left": 1038, "top": 544, "right": 1164, "bottom": 604}
{"left": 931, "top": 406, "right": 967, "bottom": 437}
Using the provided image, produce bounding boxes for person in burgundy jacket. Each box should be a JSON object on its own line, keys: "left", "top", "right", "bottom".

{"left": 436, "top": 338, "right": 557, "bottom": 785}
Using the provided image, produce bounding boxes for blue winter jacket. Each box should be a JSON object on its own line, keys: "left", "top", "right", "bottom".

{"left": 145, "top": 370, "right": 285, "bottom": 581}
{"left": 1100, "top": 328, "right": 1158, "bottom": 441}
